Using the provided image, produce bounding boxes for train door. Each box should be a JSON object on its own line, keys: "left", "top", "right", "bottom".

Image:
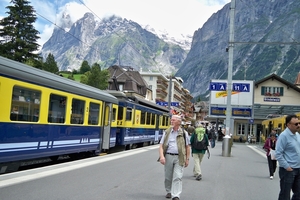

{"left": 102, "top": 103, "right": 112, "bottom": 150}
{"left": 154, "top": 114, "right": 160, "bottom": 143}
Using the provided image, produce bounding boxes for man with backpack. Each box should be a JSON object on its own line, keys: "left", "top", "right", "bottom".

{"left": 190, "top": 124, "right": 209, "bottom": 181}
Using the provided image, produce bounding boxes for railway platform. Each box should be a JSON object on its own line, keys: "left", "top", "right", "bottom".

{"left": 0, "top": 141, "right": 279, "bottom": 200}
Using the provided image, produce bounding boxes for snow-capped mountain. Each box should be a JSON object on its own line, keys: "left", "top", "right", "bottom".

{"left": 41, "top": 14, "right": 187, "bottom": 74}
{"left": 142, "top": 25, "right": 192, "bottom": 51}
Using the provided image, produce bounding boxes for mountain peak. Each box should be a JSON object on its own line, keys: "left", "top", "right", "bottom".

{"left": 142, "top": 24, "right": 192, "bottom": 51}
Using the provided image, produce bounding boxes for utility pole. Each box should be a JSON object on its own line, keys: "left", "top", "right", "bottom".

{"left": 168, "top": 75, "right": 172, "bottom": 114}
{"left": 222, "top": 0, "right": 236, "bottom": 157}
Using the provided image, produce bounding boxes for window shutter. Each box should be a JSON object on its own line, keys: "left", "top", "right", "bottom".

{"left": 261, "top": 86, "right": 265, "bottom": 95}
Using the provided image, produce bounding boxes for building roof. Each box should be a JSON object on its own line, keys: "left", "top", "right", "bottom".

{"left": 253, "top": 73, "right": 300, "bottom": 119}
{"left": 255, "top": 73, "right": 300, "bottom": 93}
{"left": 108, "top": 65, "right": 150, "bottom": 96}
{"left": 294, "top": 72, "right": 300, "bottom": 86}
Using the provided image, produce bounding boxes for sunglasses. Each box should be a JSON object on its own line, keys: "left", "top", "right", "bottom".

{"left": 290, "top": 123, "right": 300, "bottom": 126}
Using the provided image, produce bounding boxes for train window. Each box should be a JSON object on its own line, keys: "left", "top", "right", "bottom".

{"left": 140, "top": 111, "right": 146, "bottom": 124}
{"left": 126, "top": 107, "right": 132, "bottom": 121}
{"left": 88, "top": 102, "right": 100, "bottom": 125}
{"left": 48, "top": 94, "right": 66, "bottom": 123}
{"left": 10, "top": 86, "right": 41, "bottom": 122}
{"left": 151, "top": 114, "right": 156, "bottom": 125}
{"left": 166, "top": 117, "right": 169, "bottom": 126}
{"left": 112, "top": 108, "right": 116, "bottom": 122}
{"left": 104, "top": 105, "right": 110, "bottom": 126}
{"left": 161, "top": 116, "right": 165, "bottom": 126}
{"left": 71, "top": 98, "right": 85, "bottom": 124}
{"left": 118, "top": 107, "right": 124, "bottom": 120}
{"left": 146, "top": 113, "right": 151, "bottom": 125}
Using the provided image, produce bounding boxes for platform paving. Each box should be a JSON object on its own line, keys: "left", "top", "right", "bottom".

{"left": 0, "top": 141, "right": 279, "bottom": 200}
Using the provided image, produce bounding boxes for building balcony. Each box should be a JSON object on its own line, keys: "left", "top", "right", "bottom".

{"left": 156, "top": 88, "right": 168, "bottom": 98}
{"left": 174, "top": 93, "right": 182, "bottom": 101}
{"left": 157, "top": 80, "right": 168, "bottom": 89}
{"left": 174, "top": 85, "right": 182, "bottom": 94}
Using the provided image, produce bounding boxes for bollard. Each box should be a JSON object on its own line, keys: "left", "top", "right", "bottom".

{"left": 222, "top": 135, "right": 232, "bottom": 157}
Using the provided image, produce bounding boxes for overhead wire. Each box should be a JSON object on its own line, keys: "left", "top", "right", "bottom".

{"left": 76, "top": 0, "right": 159, "bottom": 68}
{"left": 36, "top": 0, "right": 160, "bottom": 69}
{"left": 35, "top": 12, "right": 104, "bottom": 60}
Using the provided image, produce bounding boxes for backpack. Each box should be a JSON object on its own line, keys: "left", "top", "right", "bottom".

{"left": 192, "top": 128, "right": 208, "bottom": 151}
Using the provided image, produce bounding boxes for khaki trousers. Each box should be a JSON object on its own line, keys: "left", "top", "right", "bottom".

{"left": 164, "top": 154, "right": 184, "bottom": 198}
{"left": 193, "top": 153, "right": 204, "bottom": 176}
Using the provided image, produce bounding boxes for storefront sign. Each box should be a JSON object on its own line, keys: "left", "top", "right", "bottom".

{"left": 263, "top": 97, "right": 280, "bottom": 102}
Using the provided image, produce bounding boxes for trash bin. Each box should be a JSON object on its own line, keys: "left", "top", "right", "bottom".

{"left": 222, "top": 135, "right": 231, "bottom": 157}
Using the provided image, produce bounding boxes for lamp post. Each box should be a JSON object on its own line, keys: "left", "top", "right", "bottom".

{"left": 222, "top": 0, "right": 236, "bottom": 157}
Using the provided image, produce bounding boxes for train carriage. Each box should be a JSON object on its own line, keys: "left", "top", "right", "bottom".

{"left": 0, "top": 56, "right": 118, "bottom": 173}
{"left": 261, "top": 115, "right": 288, "bottom": 141}
{"left": 106, "top": 91, "right": 170, "bottom": 150}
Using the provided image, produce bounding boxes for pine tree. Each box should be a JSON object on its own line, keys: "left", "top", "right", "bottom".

{"left": 79, "top": 61, "right": 91, "bottom": 74}
{"left": 87, "top": 64, "right": 102, "bottom": 89}
{"left": 84, "top": 63, "right": 109, "bottom": 90}
{"left": 43, "top": 53, "right": 59, "bottom": 73}
{"left": 0, "top": 0, "right": 40, "bottom": 63}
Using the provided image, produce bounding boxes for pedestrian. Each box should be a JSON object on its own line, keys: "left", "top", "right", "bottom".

{"left": 218, "top": 127, "right": 224, "bottom": 141}
{"left": 263, "top": 132, "right": 277, "bottom": 180}
{"left": 158, "top": 115, "right": 190, "bottom": 200}
{"left": 275, "top": 114, "right": 300, "bottom": 200}
{"left": 187, "top": 125, "right": 195, "bottom": 141}
{"left": 208, "top": 126, "right": 216, "bottom": 148}
{"left": 271, "top": 128, "right": 278, "bottom": 138}
{"left": 190, "top": 124, "right": 209, "bottom": 181}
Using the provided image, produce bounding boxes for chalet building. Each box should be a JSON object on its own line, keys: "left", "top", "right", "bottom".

{"left": 107, "top": 65, "right": 153, "bottom": 101}
{"left": 193, "top": 101, "right": 209, "bottom": 122}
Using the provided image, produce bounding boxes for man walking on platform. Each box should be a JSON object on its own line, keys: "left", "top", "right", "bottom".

{"left": 275, "top": 114, "right": 300, "bottom": 200}
{"left": 158, "top": 115, "right": 190, "bottom": 200}
{"left": 190, "top": 124, "right": 209, "bottom": 181}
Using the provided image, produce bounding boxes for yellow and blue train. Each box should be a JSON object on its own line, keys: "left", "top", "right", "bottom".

{"left": 261, "top": 112, "right": 300, "bottom": 139}
{"left": 0, "top": 56, "right": 170, "bottom": 173}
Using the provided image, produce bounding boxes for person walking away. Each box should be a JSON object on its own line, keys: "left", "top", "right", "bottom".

{"left": 275, "top": 114, "right": 300, "bottom": 200}
{"left": 208, "top": 127, "right": 216, "bottom": 148}
{"left": 263, "top": 133, "right": 277, "bottom": 180}
{"left": 218, "top": 127, "right": 224, "bottom": 141}
{"left": 271, "top": 128, "right": 278, "bottom": 138}
{"left": 190, "top": 124, "right": 209, "bottom": 181}
{"left": 158, "top": 115, "right": 190, "bottom": 200}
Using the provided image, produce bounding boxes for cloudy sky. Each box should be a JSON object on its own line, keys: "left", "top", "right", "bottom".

{"left": 0, "top": 0, "right": 230, "bottom": 46}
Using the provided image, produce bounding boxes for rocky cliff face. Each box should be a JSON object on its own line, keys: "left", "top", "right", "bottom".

{"left": 41, "top": 14, "right": 188, "bottom": 75}
{"left": 177, "top": 0, "right": 300, "bottom": 98}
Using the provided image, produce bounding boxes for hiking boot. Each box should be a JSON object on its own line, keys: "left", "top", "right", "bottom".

{"left": 165, "top": 193, "right": 171, "bottom": 198}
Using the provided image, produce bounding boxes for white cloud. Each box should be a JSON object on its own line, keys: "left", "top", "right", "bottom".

{"left": 1, "top": 0, "right": 230, "bottom": 46}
